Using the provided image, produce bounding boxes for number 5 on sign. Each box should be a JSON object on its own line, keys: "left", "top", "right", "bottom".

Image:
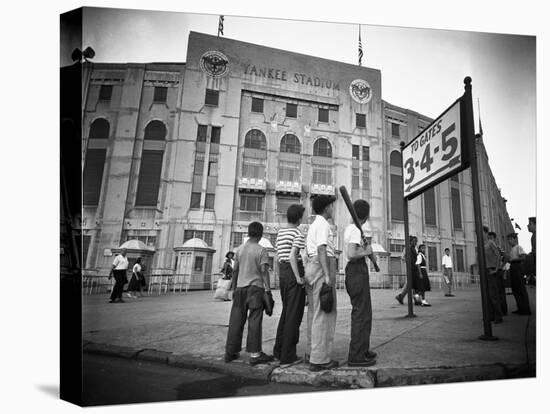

{"left": 402, "top": 99, "right": 465, "bottom": 199}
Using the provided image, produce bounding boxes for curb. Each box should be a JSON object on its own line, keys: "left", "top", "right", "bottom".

{"left": 84, "top": 341, "right": 534, "bottom": 389}
{"left": 84, "top": 341, "right": 274, "bottom": 381}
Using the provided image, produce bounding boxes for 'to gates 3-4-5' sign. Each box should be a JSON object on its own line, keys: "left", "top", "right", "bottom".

{"left": 402, "top": 99, "right": 469, "bottom": 199}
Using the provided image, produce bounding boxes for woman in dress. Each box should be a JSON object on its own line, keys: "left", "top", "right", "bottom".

{"left": 127, "top": 257, "right": 143, "bottom": 298}
{"left": 414, "top": 244, "right": 432, "bottom": 306}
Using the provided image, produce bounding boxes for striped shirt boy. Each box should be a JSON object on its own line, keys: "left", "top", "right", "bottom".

{"left": 276, "top": 227, "right": 305, "bottom": 262}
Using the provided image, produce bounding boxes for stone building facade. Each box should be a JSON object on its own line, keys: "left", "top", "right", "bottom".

{"left": 79, "top": 31, "right": 513, "bottom": 284}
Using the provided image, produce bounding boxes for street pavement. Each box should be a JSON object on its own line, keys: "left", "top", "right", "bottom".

{"left": 83, "top": 285, "right": 535, "bottom": 390}
{"left": 83, "top": 354, "right": 331, "bottom": 406}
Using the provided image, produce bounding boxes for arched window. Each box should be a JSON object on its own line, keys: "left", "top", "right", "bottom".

{"left": 244, "top": 129, "right": 267, "bottom": 150}
{"left": 89, "top": 118, "right": 110, "bottom": 139}
{"left": 313, "top": 138, "right": 332, "bottom": 158}
{"left": 83, "top": 119, "right": 110, "bottom": 206}
{"left": 390, "top": 150, "right": 404, "bottom": 221}
{"left": 144, "top": 120, "right": 167, "bottom": 141}
{"left": 280, "top": 134, "right": 301, "bottom": 154}
{"left": 136, "top": 120, "right": 167, "bottom": 206}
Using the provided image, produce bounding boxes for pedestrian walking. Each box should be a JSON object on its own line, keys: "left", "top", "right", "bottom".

{"left": 305, "top": 195, "right": 338, "bottom": 372}
{"left": 414, "top": 244, "right": 431, "bottom": 306}
{"left": 506, "top": 232, "right": 531, "bottom": 315}
{"left": 484, "top": 227, "right": 503, "bottom": 324}
{"left": 494, "top": 235, "right": 508, "bottom": 316}
{"left": 343, "top": 199, "right": 377, "bottom": 367}
{"left": 127, "top": 257, "right": 144, "bottom": 298}
{"left": 395, "top": 236, "right": 418, "bottom": 305}
{"left": 108, "top": 248, "right": 129, "bottom": 303}
{"left": 214, "top": 252, "right": 235, "bottom": 301}
{"left": 272, "top": 204, "right": 306, "bottom": 366}
{"left": 441, "top": 248, "right": 455, "bottom": 297}
{"left": 222, "top": 252, "right": 235, "bottom": 280}
{"left": 224, "top": 222, "right": 274, "bottom": 366}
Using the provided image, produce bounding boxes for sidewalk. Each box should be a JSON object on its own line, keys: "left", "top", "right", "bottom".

{"left": 82, "top": 286, "right": 536, "bottom": 388}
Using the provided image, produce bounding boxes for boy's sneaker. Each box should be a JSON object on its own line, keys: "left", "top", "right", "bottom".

{"left": 395, "top": 295, "right": 404, "bottom": 305}
{"left": 365, "top": 350, "right": 377, "bottom": 359}
{"left": 224, "top": 352, "right": 239, "bottom": 363}
{"left": 421, "top": 300, "right": 431, "bottom": 307}
{"left": 309, "top": 360, "right": 339, "bottom": 372}
{"left": 249, "top": 352, "right": 274, "bottom": 366}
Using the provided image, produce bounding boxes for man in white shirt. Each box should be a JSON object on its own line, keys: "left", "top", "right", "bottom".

{"left": 305, "top": 195, "right": 338, "bottom": 371}
{"left": 343, "top": 199, "right": 378, "bottom": 367}
{"left": 441, "top": 248, "right": 455, "bottom": 297}
{"left": 109, "top": 248, "right": 129, "bottom": 303}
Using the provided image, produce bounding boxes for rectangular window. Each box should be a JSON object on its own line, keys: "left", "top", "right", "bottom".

{"left": 210, "top": 126, "right": 221, "bottom": 144}
{"left": 356, "top": 113, "right": 366, "bottom": 128}
{"left": 197, "top": 125, "right": 208, "bottom": 142}
{"left": 208, "top": 160, "right": 218, "bottom": 177}
{"left": 391, "top": 122, "right": 400, "bottom": 137}
{"left": 389, "top": 242, "right": 405, "bottom": 253}
{"left": 190, "top": 192, "right": 201, "bottom": 209}
{"left": 240, "top": 194, "right": 264, "bottom": 211}
{"left": 205, "top": 89, "right": 219, "bottom": 106}
{"left": 278, "top": 160, "right": 300, "bottom": 182}
{"left": 312, "top": 164, "right": 332, "bottom": 185}
{"left": 286, "top": 103, "right": 297, "bottom": 118}
{"left": 318, "top": 108, "right": 329, "bottom": 123}
{"left": 242, "top": 157, "right": 266, "bottom": 178}
{"left": 276, "top": 195, "right": 300, "bottom": 214}
{"left": 232, "top": 232, "right": 244, "bottom": 248}
{"left": 362, "top": 167, "right": 370, "bottom": 194}
{"left": 194, "top": 256, "right": 204, "bottom": 271}
{"left": 135, "top": 150, "right": 163, "bottom": 206}
{"left": 205, "top": 193, "right": 215, "bottom": 209}
{"left": 98, "top": 85, "right": 112, "bottom": 101}
{"left": 424, "top": 187, "right": 437, "bottom": 226}
{"left": 390, "top": 174, "right": 404, "bottom": 221}
{"left": 454, "top": 246, "right": 465, "bottom": 272}
{"left": 251, "top": 97, "right": 264, "bottom": 113}
{"left": 194, "top": 152, "right": 205, "bottom": 175}
{"left": 450, "top": 174, "right": 459, "bottom": 183}
{"left": 184, "top": 230, "right": 213, "bottom": 246}
{"left": 427, "top": 245, "right": 438, "bottom": 272}
{"left": 362, "top": 146, "right": 370, "bottom": 161}
{"left": 451, "top": 187, "right": 463, "bottom": 229}
{"left": 352, "top": 167, "right": 360, "bottom": 190}
{"left": 153, "top": 86, "right": 168, "bottom": 103}
{"left": 352, "top": 145, "right": 360, "bottom": 160}
{"left": 83, "top": 148, "right": 106, "bottom": 206}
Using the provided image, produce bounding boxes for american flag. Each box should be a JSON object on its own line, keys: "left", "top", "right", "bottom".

{"left": 218, "top": 15, "right": 224, "bottom": 37}
{"left": 358, "top": 25, "right": 363, "bottom": 66}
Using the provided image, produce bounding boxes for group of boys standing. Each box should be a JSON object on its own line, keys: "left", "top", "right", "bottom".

{"left": 224, "top": 195, "right": 379, "bottom": 370}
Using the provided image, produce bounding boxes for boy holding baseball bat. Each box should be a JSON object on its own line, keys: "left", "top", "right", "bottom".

{"left": 343, "top": 199, "right": 378, "bottom": 366}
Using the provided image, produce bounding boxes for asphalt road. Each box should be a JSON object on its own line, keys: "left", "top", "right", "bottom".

{"left": 83, "top": 354, "right": 331, "bottom": 406}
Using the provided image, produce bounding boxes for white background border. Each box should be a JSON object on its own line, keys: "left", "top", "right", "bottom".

{"left": 1, "top": 1, "right": 546, "bottom": 413}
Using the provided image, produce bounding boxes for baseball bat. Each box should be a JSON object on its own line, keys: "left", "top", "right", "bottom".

{"left": 339, "top": 185, "right": 380, "bottom": 272}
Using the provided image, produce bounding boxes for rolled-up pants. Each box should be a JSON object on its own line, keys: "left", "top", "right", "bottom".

{"left": 110, "top": 269, "right": 127, "bottom": 301}
{"left": 305, "top": 256, "right": 337, "bottom": 365}
{"left": 225, "top": 285, "right": 265, "bottom": 354}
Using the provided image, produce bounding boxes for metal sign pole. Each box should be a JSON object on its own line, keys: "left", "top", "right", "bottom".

{"left": 462, "top": 77, "right": 496, "bottom": 340}
{"left": 401, "top": 141, "right": 415, "bottom": 318}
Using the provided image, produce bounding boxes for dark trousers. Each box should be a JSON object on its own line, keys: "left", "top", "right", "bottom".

{"left": 510, "top": 262, "right": 531, "bottom": 314}
{"left": 487, "top": 271, "right": 503, "bottom": 321}
{"left": 273, "top": 262, "right": 305, "bottom": 363}
{"left": 345, "top": 260, "right": 372, "bottom": 362}
{"left": 496, "top": 269, "right": 508, "bottom": 315}
{"left": 225, "top": 285, "right": 265, "bottom": 354}
{"left": 110, "top": 269, "right": 127, "bottom": 301}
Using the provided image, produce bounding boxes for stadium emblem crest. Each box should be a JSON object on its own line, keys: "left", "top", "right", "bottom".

{"left": 349, "top": 79, "right": 372, "bottom": 104}
{"left": 200, "top": 51, "right": 229, "bottom": 77}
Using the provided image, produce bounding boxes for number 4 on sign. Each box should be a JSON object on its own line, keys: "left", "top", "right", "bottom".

{"left": 421, "top": 144, "right": 434, "bottom": 172}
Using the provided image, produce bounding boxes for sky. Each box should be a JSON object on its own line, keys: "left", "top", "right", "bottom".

{"left": 66, "top": 6, "right": 536, "bottom": 249}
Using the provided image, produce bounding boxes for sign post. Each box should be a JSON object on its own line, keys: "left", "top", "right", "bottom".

{"left": 401, "top": 142, "right": 415, "bottom": 318}
{"left": 462, "top": 77, "right": 496, "bottom": 340}
{"left": 400, "top": 76, "right": 496, "bottom": 340}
